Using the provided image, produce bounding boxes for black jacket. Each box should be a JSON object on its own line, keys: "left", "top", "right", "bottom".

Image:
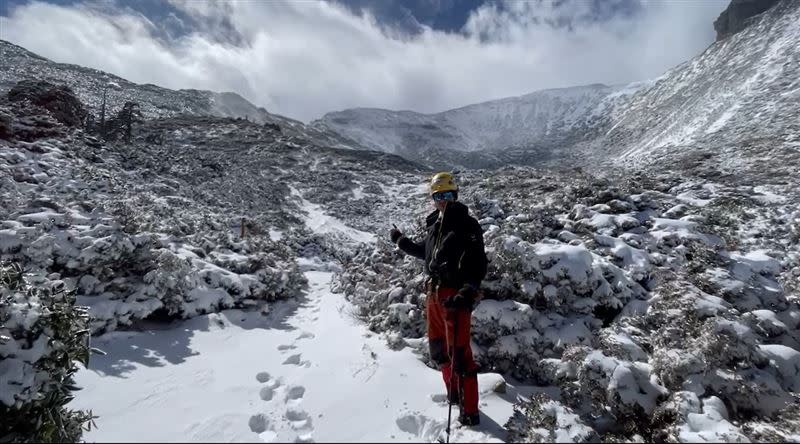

{"left": 397, "top": 201, "right": 487, "bottom": 289}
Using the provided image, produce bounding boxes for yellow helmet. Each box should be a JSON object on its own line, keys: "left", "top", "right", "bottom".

{"left": 429, "top": 172, "right": 458, "bottom": 195}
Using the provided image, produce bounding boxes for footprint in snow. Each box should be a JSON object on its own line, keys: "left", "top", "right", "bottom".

{"left": 286, "top": 408, "right": 310, "bottom": 423}
{"left": 395, "top": 412, "right": 446, "bottom": 442}
{"left": 249, "top": 414, "right": 270, "bottom": 433}
{"left": 248, "top": 414, "right": 278, "bottom": 442}
{"left": 256, "top": 373, "right": 281, "bottom": 388}
{"left": 297, "top": 331, "right": 315, "bottom": 340}
{"left": 285, "top": 385, "right": 306, "bottom": 402}
{"left": 256, "top": 373, "right": 282, "bottom": 401}
{"left": 430, "top": 393, "right": 449, "bottom": 404}
{"left": 256, "top": 372, "right": 271, "bottom": 383}
{"left": 282, "top": 354, "right": 311, "bottom": 367}
{"left": 260, "top": 386, "right": 276, "bottom": 401}
{"left": 278, "top": 344, "right": 297, "bottom": 352}
{"left": 286, "top": 407, "right": 314, "bottom": 434}
{"left": 282, "top": 354, "right": 302, "bottom": 365}
{"left": 257, "top": 370, "right": 314, "bottom": 441}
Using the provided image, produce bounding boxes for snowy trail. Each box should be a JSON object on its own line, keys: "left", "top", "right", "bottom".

{"left": 71, "top": 268, "right": 530, "bottom": 443}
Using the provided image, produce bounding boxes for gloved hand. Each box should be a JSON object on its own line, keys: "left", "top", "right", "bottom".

{"left": 444, "top": 285, "right": 479, "bottom": 311}
{"left": 390, "top": 226, "right": 402, "bottom": 244}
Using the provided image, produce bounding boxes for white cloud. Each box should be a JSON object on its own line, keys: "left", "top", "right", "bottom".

{"left": 0, "top": 0, "right": 727, "bottom": 122}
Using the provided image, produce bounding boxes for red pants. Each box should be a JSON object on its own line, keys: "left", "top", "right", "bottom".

{"left": 427, "top": 286, "right": 479, "bottom": 415}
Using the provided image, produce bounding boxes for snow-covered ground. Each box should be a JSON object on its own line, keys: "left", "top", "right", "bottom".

{"left": 71, "top": 267, "right": 534, "bottom": 443}
{"left": 3, "top": 6, "right": 800, "bottom": 440}
{"left": 68, "top": 182, "right": 527, "bottom": 443}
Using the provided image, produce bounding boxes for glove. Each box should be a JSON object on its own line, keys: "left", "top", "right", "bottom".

{"left": 444, "top": 285, "right": 479, "bottom": 311}
{"left": 390, "top": 227, "right": 402, "bottom": 244}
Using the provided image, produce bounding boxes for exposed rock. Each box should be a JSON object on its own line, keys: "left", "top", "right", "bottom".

{"left": 713, "top": 0, "right": 781, "bottom": 41}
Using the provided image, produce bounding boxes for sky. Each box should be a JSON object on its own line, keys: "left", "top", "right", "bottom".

{"left": 0, "top": 0, "right": 729, "bottom": 122}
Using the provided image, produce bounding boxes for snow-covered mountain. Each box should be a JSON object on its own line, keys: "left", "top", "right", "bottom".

{"left": 2, "top": 1, "right": 799, "bottom": 442}
{"left": 313, "top": 83, "right": 622, "bottom": 153}
{"left": 313, "top": 0, "right": 799, "bottom": 170}
{"left": 599, "top": 0, "right": 800, "bottom": 169}
{"left": 0, "top": 39, "right": 368, "bottom": 152}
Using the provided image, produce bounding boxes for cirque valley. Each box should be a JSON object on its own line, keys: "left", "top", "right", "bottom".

{"left": 1, "top": 0, "right": 799, "bottom": 442}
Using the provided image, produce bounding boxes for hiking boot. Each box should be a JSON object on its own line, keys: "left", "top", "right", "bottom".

{"left": 458, "top": 412, "right": 480, "bottom": 427}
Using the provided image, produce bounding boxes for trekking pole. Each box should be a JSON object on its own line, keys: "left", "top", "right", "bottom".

{"left": 444, "top": 310, "right": 460, "bottom": 444}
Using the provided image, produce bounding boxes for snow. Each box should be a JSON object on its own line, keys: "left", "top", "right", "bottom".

{"left": 745, "top": 310, "right": 788, "bottom": 336}
{"left": 649, "top": 217, "right": 722, "bottom": 247}
{"left": 290, "top": 187, "right": 376, "bottom": 245}
{"left": 752, "top": 186, "right": 787, "bottom": 203}
{"left": 676, "top": 191, "right": 714, "bottom": 207}
{"left": 472, "top": 299, "right": 534, "bottom": 336}
{"left": 312, "top": 84, "right": 619, "bottom": 161}
{"left": 594, "top": 235, "right": 651, "bottom": 278}
{"left": 538, "top": 400, "right": 597, "bottom": 442}
{"left": 352, "top": 183, "right": 366, "bottom": 200}
{"left": 3, "top": 7, "right": 800, "bottom": 439}
{"left": 729, "top": 250, "right": 782, "bottom": 276}
{"left": 582, "top": 350, "right": 668, "bottom": 415}
{"left": 758, "top": 344, "right": 800, "bottom": 392}
{"left": 532, "top": 242, "right": 594, "bottom": 283}
{"left": 601, "top": 331, "right": 648, "bottom": 362}
{"left": 677, "top": 396, "right": 751, "bottom": 443}
{"left": 183, "top": 287, "right": 235, "bottom": 318}
{"left": 70, "top": 265, "right": 530, "bottom": 443}
{"left": 705, "top": 104, "right": 740, "bottom": 135}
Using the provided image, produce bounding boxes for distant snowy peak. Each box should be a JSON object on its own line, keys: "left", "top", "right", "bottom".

{"left": 311, "top": 83, "right": 626, "bottom": 157}
{"left": 606, "top": 0, "right": 800, "bottom": 164}
{"left": 313, "top": 0, "right": 799, "bottom": 170}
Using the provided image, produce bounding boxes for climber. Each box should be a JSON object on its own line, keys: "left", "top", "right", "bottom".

{"left": 389, "top": 172, "right": 488, "bottom": 427}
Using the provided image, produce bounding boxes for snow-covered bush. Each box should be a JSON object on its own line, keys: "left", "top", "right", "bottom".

{"left": 0, "top": 262, "right": 95, "bottom": 442}
{"left": 505, "top": 394, "right": 599, "bottom": 443}
{"left": 334, "top": 168, "right": 800, "bottom": 441}
{"left": 492, "top": 236, "right": 646, "bottom": 316}
{"left": 7, "top": 80, "right": 87, "bottom": 128}
{"left": 1, "top": 84, "right": 312, "bottom": 335}
{"left": 331, "top": 241, "right": 427, "bottom": 340}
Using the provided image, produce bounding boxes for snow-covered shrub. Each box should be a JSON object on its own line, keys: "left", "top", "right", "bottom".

{"left": 576, "top": 350, "right": 669, "bottom": 418}
{"left": 331, "top": 241, "right": 427, "bottom": 339}
{"left": 338, "top": 168, "right": 800, "bottom": 441}
{"left": 656, "top": 393, "right": 752, "bottom": 443}
{"left": 491, "top": 236, "right": 646, "bottom": 319}
{"left": 505, "top": 394, "right": 599, "bottom": 443}
{"left": 7, "top": 80, "right": 87, "bottom": 127}
{"left": 1, "top": 93, "right": 312, "bottom": 336}
{"left": 0, "top": 262, "right": 95, "bottom": 442}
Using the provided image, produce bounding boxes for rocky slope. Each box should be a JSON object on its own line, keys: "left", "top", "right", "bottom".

{"left": 312, "top": 83, "right": 628, "bottom": 168}
{"left": 599, "top": 0, "right": 799, "bottom": 171}
{"left": 714, "top": 0, "right": 781, "bottom": 40}
{"left": 313, "top": 0, "right": 799, "bottom": 171}
{"left": 0, "top": 39, "right": 367, "bottom": 151}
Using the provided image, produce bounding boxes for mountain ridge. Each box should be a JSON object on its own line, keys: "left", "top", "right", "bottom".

{"left": 312, "top": 0, "right": 799, "bottom": 170}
